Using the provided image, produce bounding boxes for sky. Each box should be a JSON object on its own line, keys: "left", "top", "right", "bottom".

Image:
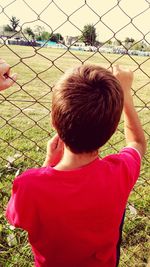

{"left": 0, "top": 0, "right": 150, "bottom": 42}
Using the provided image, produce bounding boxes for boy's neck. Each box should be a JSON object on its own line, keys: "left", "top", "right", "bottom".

{"left": 54, "top": 146, "right": 99, "bottom": 171}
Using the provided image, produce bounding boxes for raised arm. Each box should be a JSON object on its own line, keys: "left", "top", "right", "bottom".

{"left": 0, "top": 59, "right": 17, "bottom": 91}
{"left": 113, "top": 65, "right": 146, "bottom": 158}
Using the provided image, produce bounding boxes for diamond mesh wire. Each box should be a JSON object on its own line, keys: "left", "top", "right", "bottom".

{"left": 0, "top": 0, "right": 149, "bottom": 266}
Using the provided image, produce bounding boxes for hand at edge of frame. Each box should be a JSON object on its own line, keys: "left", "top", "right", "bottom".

{"left": 0, "top": 59, "right": 17, "bottom": 91}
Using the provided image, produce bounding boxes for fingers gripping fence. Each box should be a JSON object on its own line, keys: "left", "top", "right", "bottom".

{"left": 0, "top": 0, "right": 149, "bottom": 266}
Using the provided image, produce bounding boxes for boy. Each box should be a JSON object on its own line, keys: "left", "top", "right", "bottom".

{"left": 5, "top": 64, "right": 146, "bottom": 267}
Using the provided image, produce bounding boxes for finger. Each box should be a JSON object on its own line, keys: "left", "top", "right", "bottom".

{"left": 58, "top": 137, "right": 63, "bottom": 144}
{"left": 10, "top": 73, "right": 17, "bottom": 83}
{"left": 52, "top": 136, "right": 64, "bottom": 152}
{"left": 112, "top": 65, "right": 120, "bottom": 75}
{"left": 0, "top": 59, "right": 6, "bottom": 64}
{"left": 48, "top": 134, "right": 59, "bottom": 150}
{"left": 112, "top": 65, "right": 119, "bottom": 71}
{"left": 6, "top": 67, "right": 11, "bottom": 77}
{"left": 57, "top": 137, "right": 64, "bottom": 150}
{"left": 51, "top": 134, "right": 59, "bottom": 145}
{"left": 0, "top": 63, "right": 10, "bottom": 75}
{"left": 2, "top": 74, "right": 17, "bottom": 89}
{"left": 108, "top": 66, "right": 113, "bottom": 73}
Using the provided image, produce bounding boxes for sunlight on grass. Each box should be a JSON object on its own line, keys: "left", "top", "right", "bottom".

{"left": 0, "top": 45, "right": 149, "bottom": 266}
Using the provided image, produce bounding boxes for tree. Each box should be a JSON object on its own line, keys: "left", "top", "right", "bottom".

{"left": 10, "top": 16, "right": 20, "bottom": 31}
{"left": 35, "top": 30, "right": 51, "bottom": 41}
{"left": 4, "top": 16, "right": 20, "bottom": 32}
{"left": 130, "top": 38, "right": 135, "bottom": 43}
{"left": 125, "top": 37, "right": 130, "bottom": 44}
{"left": 50, "top": 33, "right": 63, "bottom": 43}
{"left": 35, "top": 28, "right": 50, "bottom": 41}
{"left": 24, "top": 27, "right": 35, "bottom": 39}
{"left": 124, "top": 37, "right": 135, "bottom": 48}
{"left": 41, "top": 31, "right": 51, "bottom": 41}
{"left": 3, "top": 25, "right": 13, "bottom": 32}
{"left": 34, "top": 25, "right": 45, "bottom": 40}
{"left": 34, "top": 25, "right": 63, "bottom": 42}
{"left": 8, "top": 16, "right": 20, "bottom": 31}
{"left": 132, "top": 41, "right": 146, "bottom": 51}
{"left": 81, "top": 24, "right": 97, "bottom": 46}
{"left": 107, "top": 40, "right": 112, "bottom": 45}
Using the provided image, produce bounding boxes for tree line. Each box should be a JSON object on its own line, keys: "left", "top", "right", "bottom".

{"left": 3, "top": 16, "right": 64, "bottom": 43}
{"left": 2, "top": 16, "right": 150, "bottom": 51}
{"left": 2, "top": 16, "right": 98, "bottom": 45}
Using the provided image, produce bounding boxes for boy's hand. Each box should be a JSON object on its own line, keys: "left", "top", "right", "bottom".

{"left": 43, "top": 134, "right": 64, "bottom": 167}
{"left": 0, "top": 59, "right": 17, "bottom": 91}
{"left": 112, "top": 65, "right": 133, "bottom": 99}
{"left": 113, "top": 65, "right": 146, "bottom": 158}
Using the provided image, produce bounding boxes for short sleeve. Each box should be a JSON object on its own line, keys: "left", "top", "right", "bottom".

{"left": 118, "top": 146, "right": 141, "bottom": 191}
{"left": 5, "top": 172, "right": 35, "bottom": 232}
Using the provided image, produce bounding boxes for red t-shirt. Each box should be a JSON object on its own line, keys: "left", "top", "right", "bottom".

{"left": 6, "top": 147, "right": 141, "bottom": 267}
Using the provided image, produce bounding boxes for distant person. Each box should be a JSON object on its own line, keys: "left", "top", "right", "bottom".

{"left": 6, "top": 63, "right": 146, "bottom": 267}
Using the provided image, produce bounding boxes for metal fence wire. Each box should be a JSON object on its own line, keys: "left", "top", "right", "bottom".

{"left": 0, "top": 0, "right": 150, "bottom": 266}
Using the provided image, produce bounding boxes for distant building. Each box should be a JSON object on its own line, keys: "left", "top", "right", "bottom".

{"left": 0, "top": 27, "right": 40, "bottom": 47}
{"left": 64, "top": 36, "right": 79, "bottom": 46}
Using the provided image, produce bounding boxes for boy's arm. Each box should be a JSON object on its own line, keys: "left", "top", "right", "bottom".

{"left": 0, "top": 59, "right": 17, "bottom": 91}
{"left": 113, "top": 65, "right": 146, "bottom": 158}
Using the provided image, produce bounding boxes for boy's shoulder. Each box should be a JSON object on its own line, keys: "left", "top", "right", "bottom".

{"left": 14, "top": 167, "right": 53, "bottom": 185}
{"left": 103, "top": 146, "right": 141, "bottom": 163}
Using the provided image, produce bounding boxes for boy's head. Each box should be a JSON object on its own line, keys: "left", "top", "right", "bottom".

{"left": 52, "top": 64, "right": 123, "bottom": 154}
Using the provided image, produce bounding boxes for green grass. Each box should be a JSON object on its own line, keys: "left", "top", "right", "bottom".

{"left": 0, "top": 45, "right": 150, "bottom": 266}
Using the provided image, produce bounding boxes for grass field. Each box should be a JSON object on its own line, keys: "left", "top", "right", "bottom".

{"left": 0, "top": 45, "right": 149, "bottom": 266}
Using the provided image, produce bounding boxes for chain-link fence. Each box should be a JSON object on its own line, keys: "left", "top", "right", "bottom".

{"left": 0, "top": 0, "right": 150, "bottom": 266}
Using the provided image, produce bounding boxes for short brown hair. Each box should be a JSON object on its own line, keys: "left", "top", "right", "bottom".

{"left": 52, "top": 64, "right": 123, "bottom": 153}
